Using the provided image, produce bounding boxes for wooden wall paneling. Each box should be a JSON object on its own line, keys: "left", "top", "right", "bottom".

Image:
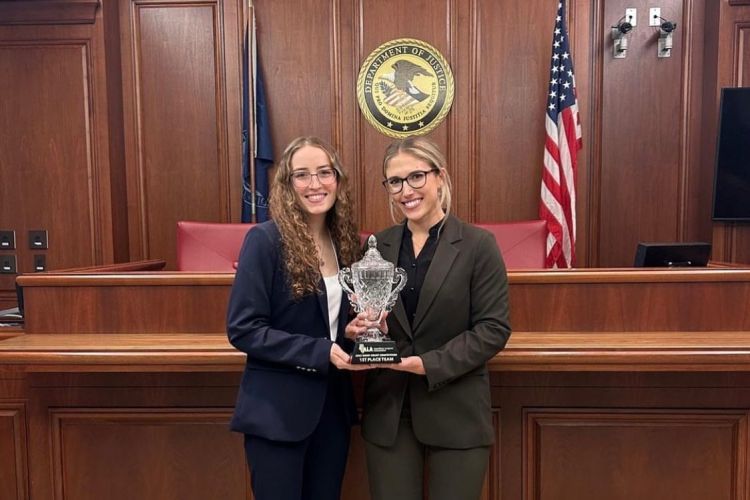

{"left": 0, "top": 17, "right": 115, "bottom": 305}
{"left": 493, "top": 371, "right": 750, "bottom": 500}
{"left": 0, "top": 0, "right": 100, "bottom": 26}
{"left": 22, "top": 282, "right": 232, "bottom": 333}
{"left": 508, "top": 273, "right": 750, "bottom": 332}
{"left": 450, "top": 0, "right": 480, "bottom": 224}
{"left": 476, "top": 1, "right": 560, "bottom": 226}
{"left": 727, "top": 19, "right": 750, "bottom": 263}
{"left": 354, "top": 0, "right": 452, "bottom": 233}
{"left": 102, "top": 0, "right": 131, "bottom": 263}
{"left": 332, "top": 0, "right": 366, "bottom": 227}
{"left": 681, "top": 0, "right": 713, "bottom": 246}
{"left": 120, "top": 0, "right": 242, "bottom": 268}
{"left": 253, "top": 0, "right": 336, "bottom": 145}
{"left": 0, "top": 403, "right": 27, "bottom": 500}
{"left": 51, "top": 409, "right": 246, "bottom": 499}
{"left": 525, "top": 409, "right": 747, "bottom": 499}
{"left": 707, "top": 1, "right": 750, "bottom": 265}
{"left": 598, "top": 0, "right": 685, "bottom": 267}
{"left": 24, "top": 372, "right": 247, "bottom": 499}
{"left": 254, "top": 0, "right": 589, "bottom": 235}
{"left": 252, "top": 0, "right": 337, "bottom": 218}
{"left": 570, "top": 0, "right": 598, "bottom": 267}
{"left": 702, "top": 0, "right": 724, "bottom": 259}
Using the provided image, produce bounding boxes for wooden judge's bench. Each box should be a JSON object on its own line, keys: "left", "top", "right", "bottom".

{"left": 2, "top": 263, "right": 750, "bottom": 499}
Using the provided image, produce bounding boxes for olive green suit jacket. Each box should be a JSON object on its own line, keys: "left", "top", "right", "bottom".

{"left": 361, "top": 215, "right": 512, "bottom": 449}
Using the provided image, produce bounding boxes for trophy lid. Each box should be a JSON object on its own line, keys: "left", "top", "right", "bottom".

{"left": 352, "top": 235, "right": 393, "bottom": 272}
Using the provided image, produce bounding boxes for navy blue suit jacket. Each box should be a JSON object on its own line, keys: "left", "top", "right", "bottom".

{"left": 227, "top": 221, "right": 357, "bottom": 442}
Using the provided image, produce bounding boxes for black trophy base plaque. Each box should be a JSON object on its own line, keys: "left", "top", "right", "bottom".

{"left": 351, "top": 339, "right": 401, "bottom": 364}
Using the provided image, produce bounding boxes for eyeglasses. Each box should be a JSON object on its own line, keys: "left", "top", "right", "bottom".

{"left": 290, "top": 168, "right": 338, "bottom": 188}
{"left": 382, "top": 167, "right": 439, "bottom": 194}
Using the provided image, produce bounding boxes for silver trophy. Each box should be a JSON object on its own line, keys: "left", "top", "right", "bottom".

{"left": 339, "top": 235, "right": 407, "bottom": 363}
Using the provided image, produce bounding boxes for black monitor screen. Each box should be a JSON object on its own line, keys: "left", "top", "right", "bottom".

{"left": 634, "top": 242, "right": 711, "bottom": 267}
{"left": 712, "top": 87, "right": 750, "bottom": 221}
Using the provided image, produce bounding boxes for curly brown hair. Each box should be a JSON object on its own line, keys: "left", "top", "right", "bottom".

{"left": 270, "top": 136, "right": 361, "bottom": 299}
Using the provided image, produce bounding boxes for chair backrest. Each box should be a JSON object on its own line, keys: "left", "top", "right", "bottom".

{"left": 474, "top": 220, "right": 547, "bottom": 269}
{"left": 176, "top": 221, "right": 256, "bottom": 271}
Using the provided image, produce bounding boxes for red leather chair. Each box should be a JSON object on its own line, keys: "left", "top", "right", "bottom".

{"left": 176, "top": 221, "right": 255, "bottom": 271}
{"left": 474, "top": 220, "right": 547, "bottom": 269}
{"left": 176, "top": 222, "right": 375, "bottom": 271}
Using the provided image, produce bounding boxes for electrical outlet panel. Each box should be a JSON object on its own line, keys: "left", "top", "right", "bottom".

{"left": 34, "top": 254, "right": 46, "bottom": 272}
{"left": 626, "top": 8, "right": 637, "bottom": 26}
{"left": 0, "top": 230, "right": 15, "bottom": 249}
{"left": 29, "top": 230, "right": 48, "bottom": 249}
{"left": 650, "top": 7, "right": 661, "bottom": 26}
{"left": 1, "top": 255, "right": 17, "bottom": 274}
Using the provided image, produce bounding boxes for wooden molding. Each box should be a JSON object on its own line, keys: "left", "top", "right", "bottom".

{"left": 0, "top": 404, "right": 28, "bottom": 500}
{"left": 729, "top": 0, "right": 750, "bottom": 6}
{"left": 8, "top": 331, "right": 750, "bottom": 372}
{"left": 0, "top": 1, "right": 99, "bottom": 25}
{"left": 525, "top": 409, "right": 748, "bottom": 498}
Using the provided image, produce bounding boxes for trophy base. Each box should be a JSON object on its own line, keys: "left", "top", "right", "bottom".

{"left": 351, "top": 339, "right": 401, "bottom": 364}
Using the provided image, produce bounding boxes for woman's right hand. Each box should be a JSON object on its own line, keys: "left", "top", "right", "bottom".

{"left": 329, "top": 343, "right": 373, "bottom": 370}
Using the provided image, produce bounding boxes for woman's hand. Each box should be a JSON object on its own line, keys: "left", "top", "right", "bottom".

{"left": 329, "top": 343, "right": 375, "bottom": 371}
{"left": 344, "top": 312, "right": 388, "bottom": 340}
{"left": 383, "top": 356, "right": 425, "bottom": 375}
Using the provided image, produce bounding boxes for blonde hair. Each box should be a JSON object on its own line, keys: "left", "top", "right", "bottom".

{"left": 382, "top": 136, "right": 453, "bottom": 224}
{"left": 270, "top": 136, "right": 360, "bottom": 299}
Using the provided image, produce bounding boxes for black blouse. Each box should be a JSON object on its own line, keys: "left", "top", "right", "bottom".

{"left": 397, "top": 219, "right": 444, "bottom": 328}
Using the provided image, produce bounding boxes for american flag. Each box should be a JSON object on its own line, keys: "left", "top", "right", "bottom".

{"left": 539, "top": 0, "right": 582, "bottom": 268}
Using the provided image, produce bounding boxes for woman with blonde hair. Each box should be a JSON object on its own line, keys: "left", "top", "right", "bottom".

{"left": 227, "top": 136, "right": 365, "bottom": 500}
{"left": 350, "top": 135, "right": 512, "bottom": 500}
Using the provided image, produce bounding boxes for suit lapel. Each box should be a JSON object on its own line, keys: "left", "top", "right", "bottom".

{"left": 335, "top": 289, "right": 350, "bottom": 342}
{"left": 412, "top": 216, "right": 461, "bottom": 332}
{"left": 316, "top": 278, "right": 330, "bottom": 337}
{"left": 378, "top": 224, "right": 413, "bottom": 338}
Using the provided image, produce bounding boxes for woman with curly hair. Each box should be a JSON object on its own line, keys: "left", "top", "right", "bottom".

{"left": 227, "top": 136, "right": 365, "bottom": 500}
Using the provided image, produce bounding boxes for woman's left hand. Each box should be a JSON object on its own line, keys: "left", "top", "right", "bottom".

{"left": 383, "top": 356, "right": 425, "bottom": 375}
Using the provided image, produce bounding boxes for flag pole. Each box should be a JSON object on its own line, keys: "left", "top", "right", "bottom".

{"left": 248, "top": 0, "right": 258, "bottom": 222}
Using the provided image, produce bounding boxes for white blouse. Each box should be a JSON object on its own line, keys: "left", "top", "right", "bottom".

{"left": 322, "top": 274, "right": 342, "bottom": 341}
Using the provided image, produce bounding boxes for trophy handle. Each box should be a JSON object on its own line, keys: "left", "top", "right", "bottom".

{"left": 384, "top": 267, "right": 407, "bottom": 312}
{"left": 338, "top": 268, "right": 361, "bottom": 312}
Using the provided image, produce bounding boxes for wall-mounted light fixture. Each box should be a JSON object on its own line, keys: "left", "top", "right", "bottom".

{"left": 656, "top": 17, "right": 677, "bottom": 58}
{"left": 611, "top": 16, "right": 634, "bottom": 59}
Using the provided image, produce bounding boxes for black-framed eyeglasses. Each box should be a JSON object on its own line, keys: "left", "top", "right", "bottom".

{"left": 382, "top": 167, "right": 439, "bottom": 194}
{"left": 290, "top": 168, "right": 338, "bottom": 188}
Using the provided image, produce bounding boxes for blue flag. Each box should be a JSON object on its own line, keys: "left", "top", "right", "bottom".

{"left": 242, "top": 13, "right": 272, "bottom": 223}
{"left": 253, "top": 65, "right": 272, "bottom": 222}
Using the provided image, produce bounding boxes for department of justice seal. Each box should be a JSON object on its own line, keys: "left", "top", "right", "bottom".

{"left": 357, "top": 38, "right": 454, "bottom": 138}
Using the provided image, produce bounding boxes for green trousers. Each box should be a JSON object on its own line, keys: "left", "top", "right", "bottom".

{"left": 365, "top": 418, "right": 491, "bottom": 500}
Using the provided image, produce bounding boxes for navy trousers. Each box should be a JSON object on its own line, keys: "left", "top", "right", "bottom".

{"left": 243, "top": 376, "right": 351, "bottom": 500}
